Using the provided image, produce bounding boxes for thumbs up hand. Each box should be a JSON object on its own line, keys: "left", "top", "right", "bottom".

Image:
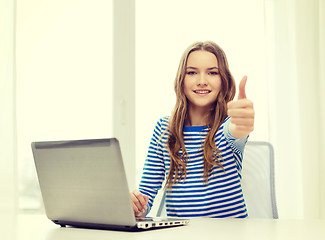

{"left": 227, "top": 76, "right": 255, "bottom": 139}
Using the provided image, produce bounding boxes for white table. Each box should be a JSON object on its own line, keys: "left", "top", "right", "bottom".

{"left": 2, "top": 213, "right": 325, "bottom": 240}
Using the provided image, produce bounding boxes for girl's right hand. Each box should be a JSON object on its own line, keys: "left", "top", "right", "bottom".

{"left": 130, "top": 189, "right": 149, "bottom": 217}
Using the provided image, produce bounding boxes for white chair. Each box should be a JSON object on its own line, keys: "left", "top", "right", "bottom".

{"left": 156, "top": 141, "right": 278, "bottom": 219}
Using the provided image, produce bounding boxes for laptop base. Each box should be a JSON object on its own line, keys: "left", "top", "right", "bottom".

{"left": 53, "top": 218, "right": 189, "bottom": 232}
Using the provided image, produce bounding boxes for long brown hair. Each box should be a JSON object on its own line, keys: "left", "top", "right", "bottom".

{"left": 166, "top": 41, "right": 236, "bottom": 187}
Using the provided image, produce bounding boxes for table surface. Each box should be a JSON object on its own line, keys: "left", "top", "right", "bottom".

{"left": 2, "top": 213, "right": 325, "bottom": 240}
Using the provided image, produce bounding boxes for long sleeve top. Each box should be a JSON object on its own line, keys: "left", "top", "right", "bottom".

{"left": 139, "top": 116, "right": 248, "bottom": 218}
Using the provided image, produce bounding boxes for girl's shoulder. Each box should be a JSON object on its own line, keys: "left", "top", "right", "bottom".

{"left": 156, "top": 116, "right": 170, "bottom": 126}
{"left": 154, "top": 116, "right": 170, "bottom": 132}
{"left": 159, "top": 116, "right": 170, "bottom": 123}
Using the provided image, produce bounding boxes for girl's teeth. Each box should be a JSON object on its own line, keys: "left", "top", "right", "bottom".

{"left": 195, "top": 91, "right": 209, "bottom": 93}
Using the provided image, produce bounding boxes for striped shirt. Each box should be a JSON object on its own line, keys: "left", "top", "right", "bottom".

{"left": 139, "top": 116, "right": 248, "bottom": 218}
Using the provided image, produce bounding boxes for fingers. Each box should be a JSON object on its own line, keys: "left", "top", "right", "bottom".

{"left": 229, "top": 116, "right": 254, "bottom": 126}
{"left": 227, "top": 98, "right": 255, "bottom": 137}
{"left": 227, "top": 107, "right": 255, "bottom": 118}
{"left": 130, "top": 189, "right": 149, "bottom": 217}
{"left": 227, "top": 98, "right": 253, "bottom": 109}
{"left": 228, "top": 113, "right": 254, "bottom": 133}
{"left": 230, "top": 122, "right": 254, "bottom": 132}
{"left": 228, "top": 99, "right": 254, "bottom": 118}
{"left": 227, "top": 101, "right": 254, "bottom": 122}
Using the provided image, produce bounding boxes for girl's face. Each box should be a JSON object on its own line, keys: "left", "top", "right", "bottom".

{"left": 183, "top": 50, "right": 222, "bottom": 112}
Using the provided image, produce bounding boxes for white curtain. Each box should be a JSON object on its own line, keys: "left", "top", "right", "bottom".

{"left": 0, "top": 0, "right": 18, "bottom": 213}
{"left": 267, "top": 0, "right": 325, "bottom": 219}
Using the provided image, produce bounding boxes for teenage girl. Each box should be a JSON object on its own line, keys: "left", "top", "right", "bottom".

{"left": 130, "top": 41, "right": 255, "bottom": 218}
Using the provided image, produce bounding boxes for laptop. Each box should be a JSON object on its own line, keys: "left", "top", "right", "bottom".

{"left": 31, "top": 138, "right": 189, "bottom": 231}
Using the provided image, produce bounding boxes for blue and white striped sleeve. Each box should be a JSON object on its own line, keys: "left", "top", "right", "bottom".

{"left": 223, "top": 117, "right": 248, "bottom": 154}
{"left": 138, "top": 118, "right": 166, "bottom": 215}
{"left": 221, "top": 117, "right": 248, "bottom": 174}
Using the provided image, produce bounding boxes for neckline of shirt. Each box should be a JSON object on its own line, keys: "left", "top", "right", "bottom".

{"left": 183, "top": 125, "right": 210, "bottom": 132}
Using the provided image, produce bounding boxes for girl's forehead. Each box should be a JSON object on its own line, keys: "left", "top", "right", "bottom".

{"left": 186, "top": 50, "right": 218, "bottom": 67}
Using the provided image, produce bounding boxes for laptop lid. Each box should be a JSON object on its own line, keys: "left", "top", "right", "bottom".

{"left": 32, "top": 138, "right": 138, "bottom": 229}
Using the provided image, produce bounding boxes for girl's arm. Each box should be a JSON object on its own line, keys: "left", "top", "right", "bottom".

{"left": 130, "top": 118, "right": 167, "bottom": 217}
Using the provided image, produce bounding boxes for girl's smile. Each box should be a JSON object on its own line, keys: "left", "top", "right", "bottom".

{"left": 193, "top": 89, "right": 211, "bottom": 95}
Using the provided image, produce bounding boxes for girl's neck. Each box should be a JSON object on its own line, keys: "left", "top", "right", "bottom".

{"left": 186, "top": 105, "right": 211, "bottom": 126}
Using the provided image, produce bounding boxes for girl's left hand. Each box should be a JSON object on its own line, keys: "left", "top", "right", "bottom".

{"left": 227, "top": 76, "right": 255, "bottom": 139}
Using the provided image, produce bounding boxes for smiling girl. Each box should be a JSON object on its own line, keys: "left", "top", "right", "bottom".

{"left": 130, "top": 41, "right": 255, "bottom": 218}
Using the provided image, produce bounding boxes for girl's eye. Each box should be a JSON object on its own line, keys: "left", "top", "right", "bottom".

{"left": 186, "top": 71, "right": 196, "bottom": 75}
{"left": 209, "top": 71, "right": 219, "bottom": 76}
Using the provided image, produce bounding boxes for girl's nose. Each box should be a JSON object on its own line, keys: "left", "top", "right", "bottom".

{"left": 197, "top": 73, "right": 208, "bottom": 86}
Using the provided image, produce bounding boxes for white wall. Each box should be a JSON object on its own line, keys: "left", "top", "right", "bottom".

{"left": 319, "top": 0, "right": 325, "bottom": 219}
{"left": 0, "top": 0, "right": 18, "bottom": 213}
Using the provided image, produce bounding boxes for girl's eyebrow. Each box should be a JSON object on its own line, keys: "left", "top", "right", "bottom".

{"left": 186, "top": 66, "right": 198, "bottom": 70}
{"left": 186, "top": 66, "right": 219, "bottom": 70}
{"left": 207, "top": 67, "right": 219, "bottom": 70}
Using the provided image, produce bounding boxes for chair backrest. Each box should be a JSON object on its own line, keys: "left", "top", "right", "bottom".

{"left": 156, "top": 141, "right": 278, "bottom": 219}
{"left": 241, "top": 141, "right": 278, "bottom": 218}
